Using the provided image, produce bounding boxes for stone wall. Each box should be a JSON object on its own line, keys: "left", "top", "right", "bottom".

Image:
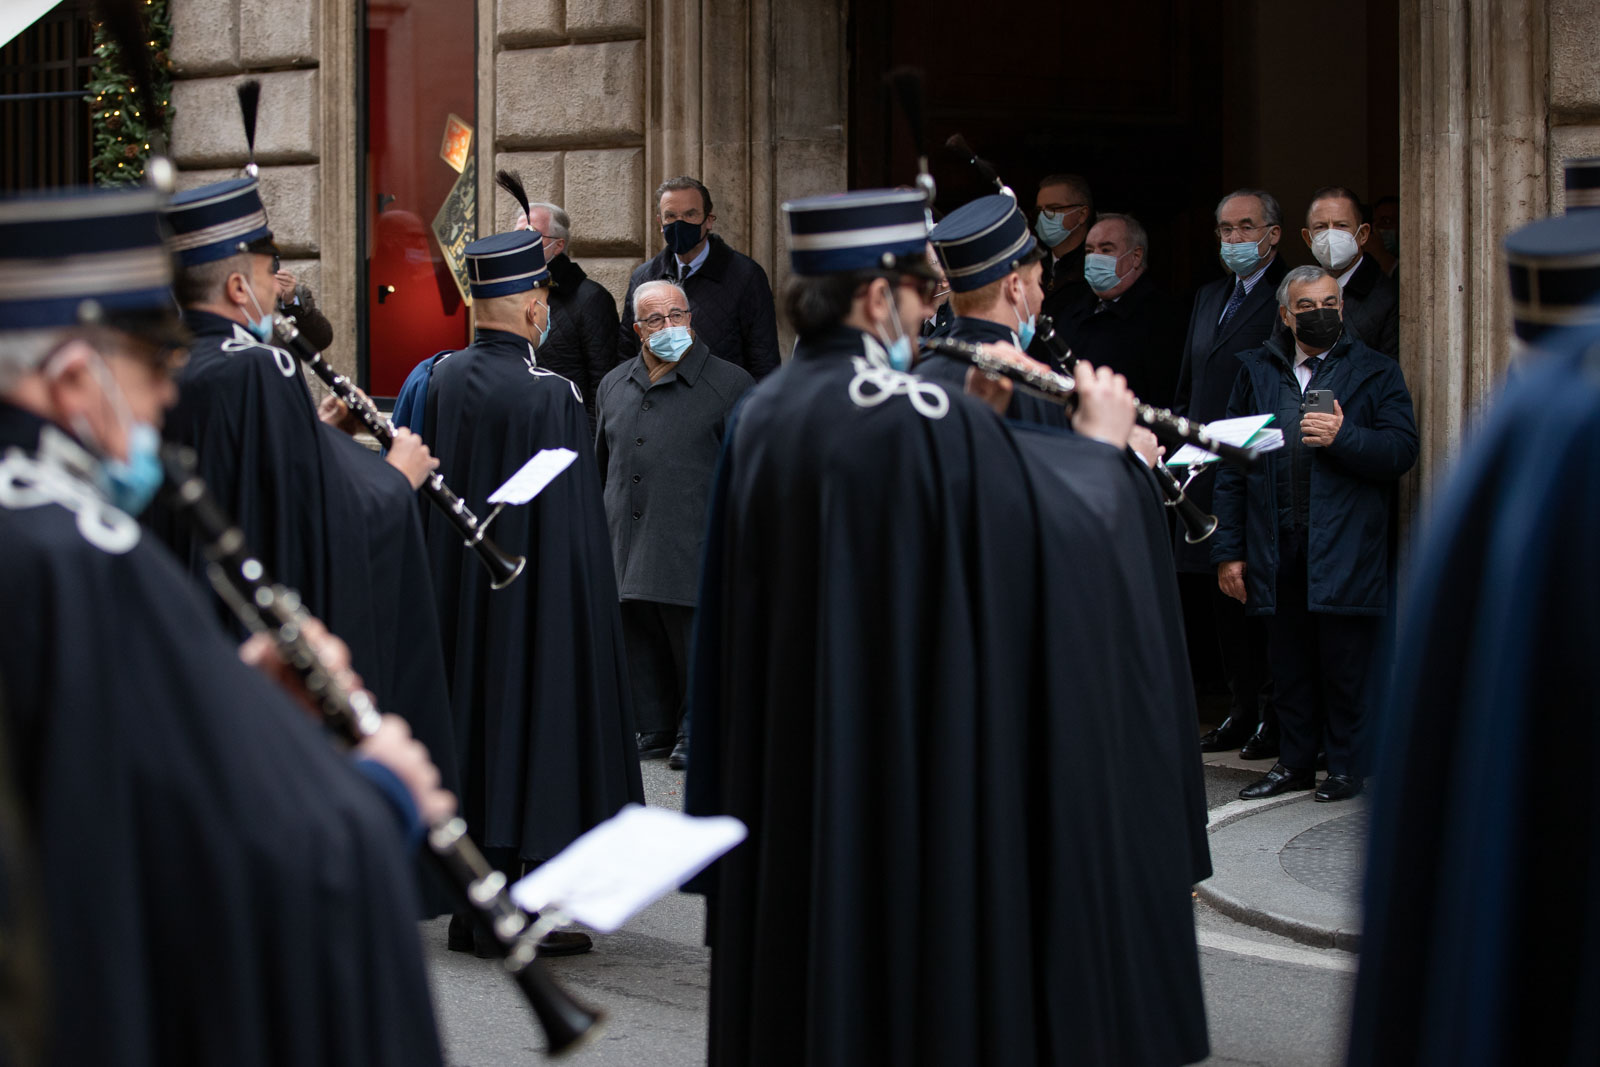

{"left": 166, "top": 0, "right": 346, "bottom": 369}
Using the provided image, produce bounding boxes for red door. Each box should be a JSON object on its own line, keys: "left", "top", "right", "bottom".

{"left": 363, "top": 0, "right": 476, "bottom": 397}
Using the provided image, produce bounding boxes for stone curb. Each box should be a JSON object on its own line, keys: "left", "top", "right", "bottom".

{"left": 1196, "top": 793, "right": 1366, "bottom": 953}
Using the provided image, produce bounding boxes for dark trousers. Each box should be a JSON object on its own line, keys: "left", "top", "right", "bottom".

{"left": 1210, "top": 583, "right": 1275, "bottom": 727}
{"left": 1266, "top": 530, "right": 1379, "bottom": 777}
{"left": 620, "top": 599, "right": 694, "bottom": 738}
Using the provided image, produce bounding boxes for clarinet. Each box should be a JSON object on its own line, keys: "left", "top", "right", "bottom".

{"left": 271, "top": 314, "right": 526, "bottom": 590}
{"left": 159, "top": 444, "right": 601, "bottom": 1056}
{"left": 920, "top": 334, "right": 1260, "bottom": 468}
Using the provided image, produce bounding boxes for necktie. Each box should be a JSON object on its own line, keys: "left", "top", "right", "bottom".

{"left": 678, "top": 260, "right": 690, "bottom": 284}
{"left": 1093, "top": 299, "right": 1110, "bottom": 316}
{"left": 1217, "top": 278, "right": 1247, "bottom": 332}
{"left": 1300, "top": 356, "right": 1321, "bottom": 389}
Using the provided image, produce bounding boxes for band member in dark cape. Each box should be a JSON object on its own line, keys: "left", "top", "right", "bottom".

{"left": 145, "top": 179, "right": 461, "bottom": 870}
{"left": 1347, "top": 186, "right": 1600, "bottom": 1066}
{"left": 419, "top": 231, "right": 643, "bottom": 956}
{"left": 0, "top": 186, "right": 447, "bottom": 1066}
{"left": 917, "top": 193, "right": 1068, "bottom": 429}
{"left": 686, "top": 188, "right": 1210, "bottom": 1066}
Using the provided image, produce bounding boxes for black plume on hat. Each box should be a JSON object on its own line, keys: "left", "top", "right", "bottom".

{"left": 496, "top": 170, "right": 531, "bottom": 218}
{"left": 237, "top": 79, "right": 260, "bottom": 176}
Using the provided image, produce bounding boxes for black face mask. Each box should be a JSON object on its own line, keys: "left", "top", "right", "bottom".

{"left": 663, "top": 219, "right": 704, "bottom": 255}
{"left": 1292, "top": 307, "right": 1342, "bottom": 350}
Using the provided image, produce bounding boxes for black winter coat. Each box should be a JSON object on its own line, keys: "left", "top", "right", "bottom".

{"left": 618, "top": 234, "right": 781, "bottom": 380}
{"left": 1210, "top": 333, "right": 1418, "bottom": 616}
{"left": 1341, "top": 255, "right": 1400, "bottom": 358}
{"left": 539, "top": 253, "right": 622, "bottom": 429}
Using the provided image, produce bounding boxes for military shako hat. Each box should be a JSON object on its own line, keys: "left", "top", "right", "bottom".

{"left": 928, "top": 193, "right": 1042, "bottom": 292}
{"left": 1505, "top": 158, "right": 1600, "bottom": 341}
{"left": 1564, "top": 157, "right": 1600, "bottom": 213}
{"left": 782, "top": 189, "right": 932, "bottom": 277}
{"left": 164, "top": 177, "right": 275, "bottom": 267}
{"left": 0, "top": 186, "right": 182, "bottom": 339}
{"left": 464, "top": 231, "right": 551, "bottom": 299}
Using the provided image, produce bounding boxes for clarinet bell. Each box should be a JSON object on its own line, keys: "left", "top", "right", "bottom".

{"left": 511, "top": 955, "right": 605, "bottom": 1056}
{"left": 470, "top": 533, "right": 526, "bottom": 590}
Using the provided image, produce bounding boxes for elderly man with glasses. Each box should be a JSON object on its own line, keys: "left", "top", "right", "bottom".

{"left": 595, "top": 279, "right": 753, "bottom": 770}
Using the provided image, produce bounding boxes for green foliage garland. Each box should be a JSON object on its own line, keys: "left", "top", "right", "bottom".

{"left": 85, "top": 0, "right": 174, "bottom": 186}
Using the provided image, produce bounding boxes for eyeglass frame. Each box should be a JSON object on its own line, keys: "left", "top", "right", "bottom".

{"left": 1214, "top": 222, "right": 1278, "bottom": 241}
{"left": 636, "top": 308, "right": 692, "bottom": 331}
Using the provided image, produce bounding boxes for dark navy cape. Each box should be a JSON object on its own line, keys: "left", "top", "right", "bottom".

{"left": 913, "top": 316, "right": 1072, "bottom": 429}
{"left": 685, "top": 326, "right": 1209, "bottom": 1066}
{"left": 146, "top": 310, "right": 459, "bottom": 911}
{"left": 1347, "top": 329, "right": 1600, "bottom": 1066}
{"left": 420, "top": 328, "right": 642, "bottom": 863}
{"left": 0, "top": 403, "right": 443, "bottom": 1067}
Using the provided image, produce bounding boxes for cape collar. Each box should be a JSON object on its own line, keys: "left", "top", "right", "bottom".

{"left": 947, "top": 315, "right": 1022, "bottom": 346}
{"left": 547, "top": 253, "right": 587, "bottom": 292}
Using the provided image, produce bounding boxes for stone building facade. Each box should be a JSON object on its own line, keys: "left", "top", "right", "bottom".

{"left": 162, "top": 0, "right": 1598, "bottom": 506}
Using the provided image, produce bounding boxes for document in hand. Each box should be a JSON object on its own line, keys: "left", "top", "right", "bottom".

{"left": 510, "top": 805, "right": 748, "bottom": 933}
{"left": 1165, "top": 414, "right": 1283, "bottom": 468}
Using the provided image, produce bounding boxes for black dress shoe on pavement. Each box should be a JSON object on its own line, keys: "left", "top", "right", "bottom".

{"left": 1238, "top": 721, "right": 1279, "bottom": 761}
{"left": 1198, "top": 715, "right": 1251, "bottom": 752}
{"left": 637, "top": 731, "right": 675, "bottom": 760}
{"left": 1314, "top": 774, "right": 1363, "bottom": 802}
{"left": 666, "top": 731, "right": 688, "bottom": 771}
{"left": 447, "top": 912, "right": 499, "bottom": 959}
{"left": 1238, "top": 762, "right": 1316, "bottom": 800}
{"left": 538, "top": 930, "right": 594, "bottom": 957}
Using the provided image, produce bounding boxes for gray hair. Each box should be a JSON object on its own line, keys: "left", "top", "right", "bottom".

{"left": 632, "top": 279, "right": 690, "bottom": 321}
{"left": 1094, "top": 212, "right": 1148, "bottom": 256}
{"left": 1215, "top": 189, "right": 1282, "bottom": 228}
{"left": 0, "top": 329, "right": 67, "bottom": 392}
{"left": 526, "top": 201, "right": 570, "bottom": 243}
{"left": 175, "top": 252, "right": 253, "bottom": 307}
{"left": 1277, "top": 264, "right": 1335, "bottom": 309}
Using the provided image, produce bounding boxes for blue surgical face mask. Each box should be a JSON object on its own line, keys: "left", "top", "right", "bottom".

{"left": 533, "top": 300, "right": 551, "bottom": 348}
{"left": 1034, "top": 210, "right": 1080, "bottom": 250}
{"left": 647, "top": 325, "right": 693, "bottom": 362}
{"left": 1012, "top": 293, "right": 1037, "bottom": 349}
{"left": 662, "top": 219, "right": 704, "bottom": 255}
{"left": 1084, "top": 251, "right": 1128, "bottom": 294}
{"left": 1378, "top": 228, "right": 1399, "bottom": 256}
{"left": 1218, "top": 234, "right": 1268, "bottom": 277}
{"left": 243, "top": 282, "right": 275, "bottom": 342}
{"left": 102, "top": 422, "right": 164, "bottom": 516}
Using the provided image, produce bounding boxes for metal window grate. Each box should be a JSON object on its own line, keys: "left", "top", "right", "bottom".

{"left": 1, "top": 0, "right": 97, "bottom": 192}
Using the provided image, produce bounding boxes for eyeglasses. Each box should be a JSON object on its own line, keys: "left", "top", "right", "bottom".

{"left": 899, "top": 275, "right": 942, "bottom": 303}
{"left": 1215, "top": 223, "right": 1270, "bottom": 240}
{"left": 638, "top": 309, "right": 691, "bottom": 329}
{"left": 1038, "top": 203, "right": 1087, "bottom": 216}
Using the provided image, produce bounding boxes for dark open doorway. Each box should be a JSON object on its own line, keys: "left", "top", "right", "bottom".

{"left": 849, "top": 0, "right": 1400, "bottom": 300}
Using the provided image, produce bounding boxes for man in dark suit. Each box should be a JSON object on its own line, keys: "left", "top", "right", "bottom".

{"left": 1212, "top": 266, "right": 1417, "bottom": 804}
{"left": 1303, "top": 186, "right": 1399, "bottom": 357}
{"left": 1173, "top": 189, "right": 1289, "bottom": 759}
{"left": 1056, "top": 212, "right": 1186, "bottom": 408}
{"left": 617, "top": 176, "right": 781, "bottom": 380}
{"left": 1033, "top": 173, "right": 1095, "bottom": 331}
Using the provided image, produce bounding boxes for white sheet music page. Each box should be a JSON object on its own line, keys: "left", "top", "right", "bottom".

{"left": 510, "top": 805, "right": 747, "bottom": 932}
{"left": 1166, "top": 414, "right": 1278, "bottom": 467}
{"left": 488, "top": 448, "right": 578, "bottom": 505}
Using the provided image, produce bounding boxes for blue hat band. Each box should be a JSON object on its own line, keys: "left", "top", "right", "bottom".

{"left": 0, "top": 244, "right": 173, "bottom": 330}
{"left": 468, "top": 273, "right": 548, "bottom": 299}
{"left": 169, "top": 209, "right": 272, "bottom": 266}
{"left": 787, "top": 221, "right": 927, "bottom": 276}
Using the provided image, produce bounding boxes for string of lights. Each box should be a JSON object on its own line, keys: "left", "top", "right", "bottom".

{"left": 85, "top": 0, "right": 172, "bottom": 186}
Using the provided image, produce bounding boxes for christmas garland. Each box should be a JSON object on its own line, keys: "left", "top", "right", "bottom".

{"left": 86, "top": 0, "right": 173, "bottom": 186}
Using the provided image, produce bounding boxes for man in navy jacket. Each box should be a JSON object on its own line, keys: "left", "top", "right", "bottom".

{"left": 1211, "top": 265, "right": 1417, "bottom": 803}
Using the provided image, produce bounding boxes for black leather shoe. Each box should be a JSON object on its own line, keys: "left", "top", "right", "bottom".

{"left": 1314, "top": 774, "right": 1363, "bottom": 802}
{"left": 666, "top": 731, "right": 688, "bottom": 771}
{"left": 1239, "top": 721, "right": 1279, "bottom": 761}
{"left": 1198, "top": 715, "right": 1251, "bottom": 752}
{"left": 447, "top": 912, "right": 500, "bottom": 959}
{"left": 539, "top": 930, "right": 594, "bottom": 956}
{"left": 637, "top": 731, "right": 675, "bottom": 760}
{"left": 1238, "top": 762, "right": 1316, "bottom": 800}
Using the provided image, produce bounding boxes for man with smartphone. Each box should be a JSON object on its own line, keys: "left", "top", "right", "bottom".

{"left": 1209, "top": 265, "right": 1418, "bottom": 803}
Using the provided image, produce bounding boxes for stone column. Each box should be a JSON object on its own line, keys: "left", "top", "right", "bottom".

{"left": 1398, "top": 0, "right": 1547, "bottom": 515}
{"left": 643, "top": 0, "right": 847, "bottom": 349}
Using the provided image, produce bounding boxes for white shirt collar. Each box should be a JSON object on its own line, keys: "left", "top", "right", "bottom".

{"left": 676, "top": 238, "right": 713, "bottom": 279}
{"left": 1336, "top": 255, "right": 1364, "bottom": 288}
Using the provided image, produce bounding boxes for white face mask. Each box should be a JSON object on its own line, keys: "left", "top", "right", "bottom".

{"left": 1311, "top": 229, "right": 1361, "bottom": 273}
